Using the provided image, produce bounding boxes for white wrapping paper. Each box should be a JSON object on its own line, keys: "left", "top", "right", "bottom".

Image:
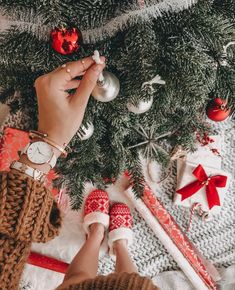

{"left": 185, "top": 135, "right": 223, "bottom": 169}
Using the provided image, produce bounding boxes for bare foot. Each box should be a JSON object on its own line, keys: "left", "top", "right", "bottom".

{"left": 89, "top": 223, "right": 105, "bottom": 243}
{"left": 113, "top": 239, "right": 128, "bottom": 252}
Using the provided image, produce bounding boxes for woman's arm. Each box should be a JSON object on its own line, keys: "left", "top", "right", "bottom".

{"left": 19, "top": 55, "right": 105, "bottom": 174}
{"left": 0, "top": 55, "right": 105, "bottom": 290}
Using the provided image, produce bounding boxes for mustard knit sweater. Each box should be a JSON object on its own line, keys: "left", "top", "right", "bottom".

{"left": 0, "top": 171, "right": 62, "bottom": 290}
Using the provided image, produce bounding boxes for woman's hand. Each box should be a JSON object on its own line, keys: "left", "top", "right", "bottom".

{"left": 34, "top": 56, "right": 105, "bottom": 148}
{"left": 17, "top": 56, "right": 105, "bottom": 174}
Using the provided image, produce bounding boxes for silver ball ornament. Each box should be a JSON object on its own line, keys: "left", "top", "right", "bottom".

{"left": 91, "top": 71, "right": 120, "bottom": 102}
{"left": 77, "top": 122, "right": 94, "bottom": 140}
{"left": 127, "top": 96, "right": 153, "bottom": 114}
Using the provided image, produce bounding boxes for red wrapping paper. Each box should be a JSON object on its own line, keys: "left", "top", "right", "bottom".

{"left": 142, "top": 185, "right": 218, "bottom": 290}
{"left": 27, "top": 252, "right": 69, "bottom": 274}
{"left": 0, "top": 127, "right": 29, "bottom": 171}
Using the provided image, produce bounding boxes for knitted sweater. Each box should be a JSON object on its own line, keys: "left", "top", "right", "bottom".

{"left": 56, "top": 272, "right": 159, "bottom": 290}
{"left": 0, "top": 171, "right": 62, "bottom": 290}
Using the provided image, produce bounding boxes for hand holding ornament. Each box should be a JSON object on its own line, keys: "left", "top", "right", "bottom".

{"left": 34, "top": 56, "right": 105, "bottom": 150}
{"left": 18, "top": 56, "right": 105, "bottom": 174}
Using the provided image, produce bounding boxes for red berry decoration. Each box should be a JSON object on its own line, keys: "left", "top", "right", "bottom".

{"left": 206, "top": 97, "right": 231, "bottom": 122}
{"left": 50, "top": 27, "right": 82, "bottom": 55}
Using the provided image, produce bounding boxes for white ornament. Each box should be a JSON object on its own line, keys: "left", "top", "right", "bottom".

{"left": 92, "top": 50, "right": 105, "bottom": 82}
{"left": 127, "top": 96, "right": 153, "bottom": 114}
{"left": 146, "top": 159, "right": 165, "bottom": 183}
{"left": 223, "top": 41, "right": 235, "bottom": 55}
{"left": 77, "top": 123, "right": 94, "bottom": 140}
{"left": 142, "top": 74, "right": 166, "bottom": 92}
{"left": 91, "top": 50, "right": 120, "bottom": 102}
{"left": 92, "top": 71, "right": 120, "bottom": 102}
{"left": 219, "top": 41, "right": 235, "bottom": 67}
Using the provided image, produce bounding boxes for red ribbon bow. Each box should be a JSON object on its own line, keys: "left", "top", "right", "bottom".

{"left": 176, "top": 164, "right": 227, "bottom": 209}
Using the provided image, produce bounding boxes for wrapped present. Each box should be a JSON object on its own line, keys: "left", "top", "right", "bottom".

{"left": 123, "top": 181, "right": 220, "bottom": 290}
{"left": 185, "top": 135, "right": 222, "bottom": 169}
{"left": 174, "top": 162, "right": 230, "bottom": 214}
{"left": 0, "top": 127, "right": 30, "bottom": 171}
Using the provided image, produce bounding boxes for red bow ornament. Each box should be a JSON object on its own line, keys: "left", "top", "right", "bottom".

{"left": 176, "top": 164, "right": 227, "bottom": 209}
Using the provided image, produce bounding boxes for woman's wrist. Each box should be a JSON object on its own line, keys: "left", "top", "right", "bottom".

{"left": 37, "top": 126, "right": 72, "bottom": 149}
{"left": 36, "top": 127, "right": 69, "bottom": 156}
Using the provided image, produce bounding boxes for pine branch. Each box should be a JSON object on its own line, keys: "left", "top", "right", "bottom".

{"left": 0, "top": 0, "right": 234, "bottom": 208}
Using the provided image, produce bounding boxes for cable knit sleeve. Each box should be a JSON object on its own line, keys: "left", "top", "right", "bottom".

{"left": 0, "top": 170, "right": 62, "bottom": 290}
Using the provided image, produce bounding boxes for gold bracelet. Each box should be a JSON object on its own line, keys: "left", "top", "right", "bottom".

{"left": 29, "top": 130, "right": 68, "bottom": 157}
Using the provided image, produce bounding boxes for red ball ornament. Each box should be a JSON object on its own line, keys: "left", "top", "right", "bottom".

{"left": 50, "top": 27, "right": 82, "bottom": 55}
{"left": 206, "top": 97, "right": 231, "bottom": 122}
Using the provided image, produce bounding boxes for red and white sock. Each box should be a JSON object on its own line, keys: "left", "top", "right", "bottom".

{"left": 108, "top": 203, "right": 133, "bottom": 257}
{"left": 83, "top": 189, "right": 110, "bottom": 235}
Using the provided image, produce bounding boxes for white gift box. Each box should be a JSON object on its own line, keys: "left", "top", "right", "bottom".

{"left": 174, "top": 160, "right": 230, "bottom": 214}
{"left": 185, "top": 135, "right": 223, "bottom": 169}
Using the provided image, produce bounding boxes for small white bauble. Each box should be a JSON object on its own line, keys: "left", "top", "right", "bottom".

{"left": 77, "top": 122, "right": 94, "bottom": 140}
{"left": 127, "top": 96, "right": 153, "bottom": 114}
{"left": 91, "top": 71, "right": 120, "bottom": 102}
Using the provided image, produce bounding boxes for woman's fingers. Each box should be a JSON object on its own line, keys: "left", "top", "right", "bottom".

{"left": 70, "top": 61, "right": 105, "bottom": 107}
{"left": 50, "top": 56, "right": 96, "bottom": 87}
{"left": 66, "top": 57, "right": 96, "bottom": 78}
{"left": 64, "top": 79, "right": 80, "bottom": 90}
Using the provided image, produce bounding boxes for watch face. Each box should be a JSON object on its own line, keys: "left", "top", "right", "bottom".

{"left": 27, "top": 141, "right": 53, "bottom": 164}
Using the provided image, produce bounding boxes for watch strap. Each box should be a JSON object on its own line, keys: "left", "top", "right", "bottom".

{"left": 49, "top": 154, "right": 57, "bottom": 168}
{"left": 21, "top": 143, "right": 30, "bottom": 155}
{"left": 10, "top": 161, "right": 46, "bottom": 182}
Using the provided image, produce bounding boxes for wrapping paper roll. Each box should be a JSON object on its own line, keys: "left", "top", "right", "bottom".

{"left": 27, "top": 252, "right": 69, "bottom": 274}
{"left": 124, "top": 184, "right": 219, "bottom": 290}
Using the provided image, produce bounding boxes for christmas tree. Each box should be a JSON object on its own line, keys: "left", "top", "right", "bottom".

{"left": 0, "top": 0, "right": 234, "bottom": 207}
